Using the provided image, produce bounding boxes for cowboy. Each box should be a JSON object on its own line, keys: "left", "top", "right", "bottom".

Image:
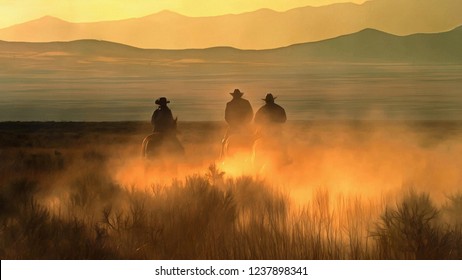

{"left": 254, "top": 93, "right": 287, "bottom": 126}
{"left": 151, "top": 97, "right": 175, "bottom": 133}
{"left": 225, "top": 89, "right": 254, "bottom": 133}
{"left": 221, "top": 89, "right": 254, "bottom": 158}
{"left": 253, "top": 93, "right": 291, "bottom": 166}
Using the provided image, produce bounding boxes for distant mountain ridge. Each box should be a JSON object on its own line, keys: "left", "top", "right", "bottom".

{"left": 0, "top": 0, "right": 461, "bottom": 49}
{"left": 1, "top": 26, "right": 461, "bottom": 64}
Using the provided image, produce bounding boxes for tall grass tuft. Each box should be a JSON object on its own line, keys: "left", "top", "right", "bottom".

{"left": 0, "top": 180, "right": 115, "bottom": 259}
{"left": 373, "top": 190, "right": 461, "bottom": 259}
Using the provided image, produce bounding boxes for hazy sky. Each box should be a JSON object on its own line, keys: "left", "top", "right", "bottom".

{"left": 0, "top": 0, "right": 369, "bottom": 28}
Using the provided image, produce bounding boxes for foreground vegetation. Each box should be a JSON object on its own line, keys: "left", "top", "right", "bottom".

{"left": 1, "top": 121, "right": 461, "bottom": 259}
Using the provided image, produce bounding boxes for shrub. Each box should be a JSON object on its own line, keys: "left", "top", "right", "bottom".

{"left": 373, "top": 190, "right": 461, "bottom": 259}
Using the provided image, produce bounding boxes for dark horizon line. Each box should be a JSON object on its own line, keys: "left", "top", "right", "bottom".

{"left": 1, "top": 24, "right": 461, "bottom": 52}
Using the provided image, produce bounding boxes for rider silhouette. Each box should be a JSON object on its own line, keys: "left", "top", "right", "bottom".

{"left": 143, "top": 97, "right": 184, "bottom": 158}
{"left": 151, "top": 97, "right": 175, "bottom": 134}
{"left": 254, "top": 93, "right": 290, "bottom": 165}
{"left": 221, "top": 89, "right": 254, "bottom": 158}
{"left": 255, "top": 93, "right": 286, "bottom": 127}
{"left": 225, "top": 89, "right": 253, "bottom": 133}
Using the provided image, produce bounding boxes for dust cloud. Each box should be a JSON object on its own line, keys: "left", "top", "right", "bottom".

{"left": 108, "top": 121, "right": 462, "bottom": 206}
{"left": 3, "top": 120, "right": 462, "bottom": 259}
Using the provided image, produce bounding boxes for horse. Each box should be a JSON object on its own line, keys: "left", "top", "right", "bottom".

{"left": 251, "top": 127, "right": 292, "bottom": 172}
{"left": 220, "top": 129, "right": 256, "bottom": 160}
{"left": 141, "top": 118, "right": 184, "bottom": 160}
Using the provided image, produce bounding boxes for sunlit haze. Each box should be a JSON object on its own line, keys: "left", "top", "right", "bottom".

{"left": 1, "top": 0, "right": 462, "bottom": 261}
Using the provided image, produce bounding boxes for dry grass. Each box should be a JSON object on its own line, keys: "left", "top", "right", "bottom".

{"left": 1, "top": 121, "right": 461, "bottom": 259}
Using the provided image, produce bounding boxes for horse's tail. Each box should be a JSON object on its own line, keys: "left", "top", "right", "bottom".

{"left": 220, "top": 136, "right": 228, "bottom": 159}
{"left": 141, "top": 135, "right": 150, "bottom": 158}
{"left": 141, "top": 133, "right": 157, "bottom": 159}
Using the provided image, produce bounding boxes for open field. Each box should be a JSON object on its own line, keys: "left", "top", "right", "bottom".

{"left": 2, "top": 36, "right": 462, "bottom": 122}
{"left": 1, "top": 121, "right": 462, "bottom": 259}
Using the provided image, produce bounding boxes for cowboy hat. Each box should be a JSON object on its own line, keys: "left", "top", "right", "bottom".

{"left": 155, "top": 97, "right": 170, "bottom": 105}
{"left": 262, "top": 93, "right": 277, "bottom": 103}
{"left": 229, "top": 89, "right": 244, "bottom": 97}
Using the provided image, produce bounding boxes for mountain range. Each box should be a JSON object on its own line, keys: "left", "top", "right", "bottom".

{"left": 1, "top": 26, "right": 461, "bottom": 64}
{"left": 0, "top": 0, "right": 461, "bottom": 49}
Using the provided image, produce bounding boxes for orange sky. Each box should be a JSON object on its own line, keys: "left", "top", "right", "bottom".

{"left": 0, "top": 0, "right": 369, "bottom": 28}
